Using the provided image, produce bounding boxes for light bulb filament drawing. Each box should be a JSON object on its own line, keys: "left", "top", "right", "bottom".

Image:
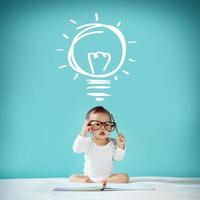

{"left": 87, "top": 52, "right": 111, "bottom": 74}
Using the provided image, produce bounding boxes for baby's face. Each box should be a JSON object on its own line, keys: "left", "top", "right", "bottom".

{"left": 88, "top": 112, "right": 111, "bottom": 140}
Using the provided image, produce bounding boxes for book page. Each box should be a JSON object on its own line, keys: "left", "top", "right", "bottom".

{"left": 53, "top": 183, "right": 102, "bottom": 191}
{"left": 105, "top": 182, "right": 155, "bottom": 190}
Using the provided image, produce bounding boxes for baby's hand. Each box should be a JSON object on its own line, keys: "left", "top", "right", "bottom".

{"left": 80, "top": 120, "right": 92, "bottom": 137}
{"left": 117, "top": 134, "right": 126, "bottom": 149}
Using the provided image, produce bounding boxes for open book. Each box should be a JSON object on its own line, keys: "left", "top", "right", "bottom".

{"left": 53, "top": 182, "right": 155, "bottom": 191}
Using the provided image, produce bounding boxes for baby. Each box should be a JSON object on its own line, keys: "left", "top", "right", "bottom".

{"left": 70, "top": 106, "right": 129, "bottom": 183}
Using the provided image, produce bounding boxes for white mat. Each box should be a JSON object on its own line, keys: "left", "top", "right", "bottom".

{"left": 0, "top": 177, "right": 200, "bottom": 200}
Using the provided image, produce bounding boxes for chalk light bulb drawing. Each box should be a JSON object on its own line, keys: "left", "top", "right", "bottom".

{"left": 57, "top": 13, "right": 136, "bottom": 102}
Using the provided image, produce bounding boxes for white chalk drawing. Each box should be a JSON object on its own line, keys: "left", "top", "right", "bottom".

{"left": 57, "top": 13, "right": 136, "bottom": 101}
{"left": 87, "top": 52, "right": 111, "bottom": 74}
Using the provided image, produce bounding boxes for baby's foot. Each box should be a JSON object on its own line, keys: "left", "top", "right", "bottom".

{"left": 83, "top": 176, "right": 94, "bottom": 183}
{"left": 98, "top": 179, "right": 107, "bottom": 187}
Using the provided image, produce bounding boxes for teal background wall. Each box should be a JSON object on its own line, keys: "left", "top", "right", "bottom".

{"left": 0, "top": 0, "right": 200, "bottom": 178}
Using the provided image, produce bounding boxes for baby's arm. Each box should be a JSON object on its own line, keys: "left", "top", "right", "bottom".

{"left": 113, "top": 134, "right": 126, "bottom": 161}
{"left": 72, "top": 120, "right": 91, "bottom": 153}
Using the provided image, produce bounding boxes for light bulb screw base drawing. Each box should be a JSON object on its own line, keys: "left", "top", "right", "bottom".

{"left": 86, "top": 79, "right": 111, "bottom": 102}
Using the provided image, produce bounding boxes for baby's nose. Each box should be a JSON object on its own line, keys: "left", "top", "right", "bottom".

{"left": 100, "top": 125, "right": 106, "bottom": 130}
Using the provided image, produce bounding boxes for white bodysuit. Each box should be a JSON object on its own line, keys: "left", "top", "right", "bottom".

{"left": 72, "top": 135, "right": 125, "bottom": 182}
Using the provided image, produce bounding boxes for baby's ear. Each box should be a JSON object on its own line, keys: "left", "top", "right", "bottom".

{"left": 87, "top": 121, "right": 91, "bottom": 126}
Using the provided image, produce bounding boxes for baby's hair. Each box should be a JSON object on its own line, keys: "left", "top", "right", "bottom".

{"left": 86, "top": 106, "right": 111, "bottom": 120}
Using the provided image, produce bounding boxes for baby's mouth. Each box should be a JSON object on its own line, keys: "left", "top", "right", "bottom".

{"left": 99, "top": 132, "right": 106, "bottom": 136}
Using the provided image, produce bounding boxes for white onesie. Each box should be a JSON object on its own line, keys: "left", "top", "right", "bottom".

{"left": 72, "top": 135, "right": 125, "bottom": 182}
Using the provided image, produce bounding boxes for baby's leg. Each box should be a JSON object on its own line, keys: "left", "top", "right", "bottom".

{"left": 69, "top": 174, "right": 94, "bottom": 183}
{"left": 106, "top": 173, "right": 129, "bottom": 183}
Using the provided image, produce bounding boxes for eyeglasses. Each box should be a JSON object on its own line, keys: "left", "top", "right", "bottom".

{"left": 88, "top": 120, "right": 116, "bottom": 132}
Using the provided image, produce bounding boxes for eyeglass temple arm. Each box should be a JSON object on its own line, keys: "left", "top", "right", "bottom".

{"left": 110, "top": 113, "right": 120, "bottom": 136}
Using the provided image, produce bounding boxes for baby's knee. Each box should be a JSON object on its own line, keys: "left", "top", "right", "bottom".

{"left": 120, "top": 173, "right": 129, "bottom": 183}
{"left": 69, "top": 174, "right": 78, "bottom": 182}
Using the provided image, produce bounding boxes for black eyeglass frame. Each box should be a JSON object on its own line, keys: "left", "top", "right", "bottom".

{"left": 88, "top": 120, "right": 116, "bottom": 132}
